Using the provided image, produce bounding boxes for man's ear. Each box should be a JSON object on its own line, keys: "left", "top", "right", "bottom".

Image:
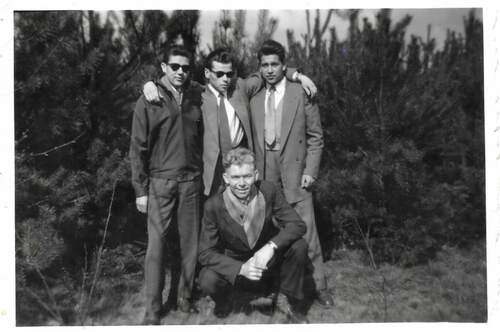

{"left": 254, "top": 169, "right": 259, "bottom": 182}
{"left": 161, "top": 62, "right": 168, "bottom": 74}
{"left": 222, "top": 172, "right": 229, "bottom": 186}
{"left": 204, "top": 68, "right": 211, "bottom": 80}
{"left": 283, "top": 64, "right": 287, "bottom": 73}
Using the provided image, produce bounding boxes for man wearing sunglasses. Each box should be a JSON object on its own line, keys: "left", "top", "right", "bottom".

{"left": 200, "top": 49, "right": 255, "bottom": 197}
{"left": 143, "top": 48, "right": 317, "bottom": 197}
{"left": 130, "top": 45, "right": 203, "bottom": 324}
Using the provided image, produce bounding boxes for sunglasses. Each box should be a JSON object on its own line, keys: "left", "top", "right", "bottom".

{"left": 210, "top": 69, "right": 234, "bottom": 78}
{"left": 168, "top": 63, "right": 191, "bottom": 72}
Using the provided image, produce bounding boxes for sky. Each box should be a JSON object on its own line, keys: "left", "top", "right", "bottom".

{"left": 197, "top": 8, "right": 482, "bottom": 52}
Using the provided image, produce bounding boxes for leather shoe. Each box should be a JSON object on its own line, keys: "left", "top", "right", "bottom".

{"left": 275, "top": 293, "right": 309, "bottom": 324}
{"left": 177, "top": 298, "right": 199, "bottom": 313}
{"left": 141, "top": 314, "right": 160, "bottom": 325}
{"left": 315, "top": 290, "right": 334, "bottom": 307}
{"left": 214, "top": 300, "right": 233, "bottom": 318}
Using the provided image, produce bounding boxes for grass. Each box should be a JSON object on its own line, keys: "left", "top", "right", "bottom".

{"left": 19, "top": 240, "right": 487, "bottom": 325}
{"left": 82, "top": 240, "right": 486, "bottom": 325}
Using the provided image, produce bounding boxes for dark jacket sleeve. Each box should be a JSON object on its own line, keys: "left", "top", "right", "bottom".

{"left": 129, "top": 96, "right": 150, "bottom": 197}
{"left": 198, "top": 198, "right": 244, "bottom": 285}
{"left": 264, "top": 182, "right": 307, "bottom": 249}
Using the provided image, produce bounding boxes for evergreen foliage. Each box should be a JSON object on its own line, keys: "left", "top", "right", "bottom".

{"left": 14, "top": 9, "right": 484, "bottom": 325}
{"left": 286, "top": 9, "right": 484, "bottom": 266}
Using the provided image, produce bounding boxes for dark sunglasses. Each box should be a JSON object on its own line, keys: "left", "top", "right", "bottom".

{"left": 210, "top": 69, "right": 234, "bottom": 78}
{"left": 168, "top": 63, "right": 191, "bottom": 72}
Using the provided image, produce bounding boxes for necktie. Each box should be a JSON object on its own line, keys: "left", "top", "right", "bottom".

{"left": 218, "top": 93, "right": 233, "bottom": 156}
{"left": 265, "top": 86, "right": 276, "bottom": 146}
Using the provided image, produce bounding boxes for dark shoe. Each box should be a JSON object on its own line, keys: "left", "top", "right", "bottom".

{"left": 315, "top": 289, "right": 334, "bottom": 307}
{"left": 177, "top": 298, "right": 199, "bottom": 313}
{"left": 275, "top": 293, "right": 309, "bottom": 324}
{"left": 141, "top": 314, "right": 160, "bottom": 325}
{"left": 214, "top": 298, "right": 233, "bottom": 318}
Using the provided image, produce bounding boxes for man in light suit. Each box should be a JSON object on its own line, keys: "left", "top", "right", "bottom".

{"left": 249, "top": 40, "right": 333, "bottom": 306}
{"left": 198, "top": 147, "right": 310, "bottom": 323}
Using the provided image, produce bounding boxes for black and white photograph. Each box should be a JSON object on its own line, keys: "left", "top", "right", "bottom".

{"left": 2, "top": 0, "right": 499, "bottom": 328}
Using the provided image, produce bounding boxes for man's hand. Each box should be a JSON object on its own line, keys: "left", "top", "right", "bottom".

{"left": 239, "top": 257, "right": 266, "bottom": 281}
{"left": 143, "top": 81, "right": 161, "bottom": 103}
{"left": 297, "top": 73, "right": 317, "bottom": 98}
{"left": 253, "top": 243, "right": 276, "bottom": 269}
{"left": 136, "top": 195, "right": 148, "bottom": 214}
{"left": 301, "top": 174, "right": 316, "bottom": 189}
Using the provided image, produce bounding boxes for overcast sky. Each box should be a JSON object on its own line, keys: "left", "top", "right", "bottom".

{"left": 197, "top": 8, "right": 482, "bottom": 51}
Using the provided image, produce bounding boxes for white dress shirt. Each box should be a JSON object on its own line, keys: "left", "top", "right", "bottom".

{"left": 265, "top": 77, "right": 286, "bottom": 110}
{"left": 208, "top": 84, "right": 244, "bottom": 147}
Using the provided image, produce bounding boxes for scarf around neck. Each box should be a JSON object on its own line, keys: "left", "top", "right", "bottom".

{"left": 223, "top": 185, "right": 266, "bottom": 249}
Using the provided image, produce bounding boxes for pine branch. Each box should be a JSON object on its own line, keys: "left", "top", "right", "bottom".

{"left": 16, "top": 232, "right": 64, "bottom": 322}
{"left": 320, "top": 10, "right": 334, "bottom": 37}
{"left": 15, "top": 36, "right": 66, "bottom": 92}
{"left": 353, "top": 216, "right": 377, "bottom": 269}
{"left": 29, "top": 132, "right": 85, "bottom": 158}
{"left": 80, "top": 180, "right": 117, "bottom": 321}
{"left": 77, "top": 242, "right": 89, "bottom": 324}
{"left": 23, "top": 287, "right": 63, "bottom": 323}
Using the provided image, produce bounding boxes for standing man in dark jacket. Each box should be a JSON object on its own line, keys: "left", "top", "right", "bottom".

{"left": 129, "top": 45, "right": 203, "bottom": 324}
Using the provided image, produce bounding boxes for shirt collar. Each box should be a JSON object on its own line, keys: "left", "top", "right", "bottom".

{"left": 207, "top": 83, "right": 225, "bottom": 99}
{"left": 159, "top": 76, "right": 184, "bottom": 97}
{"left": 267, "top": 76, "right": 286, "bottom": 94}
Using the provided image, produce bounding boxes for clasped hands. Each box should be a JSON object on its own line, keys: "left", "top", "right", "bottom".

{"left": 239, "top": 243, "right": 276, "bottom": 281}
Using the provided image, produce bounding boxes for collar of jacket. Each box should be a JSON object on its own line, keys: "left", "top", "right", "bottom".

{"left": 155, "top": 76, "right": 192, "bottom": 101}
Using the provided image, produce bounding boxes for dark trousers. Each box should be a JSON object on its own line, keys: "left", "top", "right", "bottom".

{"left": 198, "top": 238, "right": 308, "bottom": 304}
{"left": 144, "top": 177, "right": 201, "bottom": 318}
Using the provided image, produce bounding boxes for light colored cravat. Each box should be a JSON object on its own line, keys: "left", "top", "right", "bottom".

{"left": 265, "top": 85, "right": 276, "bottom": 146}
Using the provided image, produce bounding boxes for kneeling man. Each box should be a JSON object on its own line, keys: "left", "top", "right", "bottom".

{"left": 198, "top": 147, "right": 309, "bottom": 323}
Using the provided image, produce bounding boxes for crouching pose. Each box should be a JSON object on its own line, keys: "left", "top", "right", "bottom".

{"left": 198, "top": 147, "right": 310, "bottom": 323}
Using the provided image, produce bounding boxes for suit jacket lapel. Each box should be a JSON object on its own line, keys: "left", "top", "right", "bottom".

{"left": 202, "top": 89, "right": 219, "bottom": 149}
{"left": 253, "top": 89, "right": 267, "bottom": 151}
{"left": 280, "top": 83, "right": 299, "bottom": 151}
{"left": 228, "top": 93, "right": 250, "bottom": 139}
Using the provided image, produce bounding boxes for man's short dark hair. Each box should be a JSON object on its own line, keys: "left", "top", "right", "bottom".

{"left": 258, "top": 39, "right": 286, "bottom": 63}
{"left": 223, "top": 147, "right": 256, "bottom": 171}
{"left": 162, "top": 45, "right": 192, "bottom": 63}
{"left": 205, "top": 48, "right": 235, "bottom": 70}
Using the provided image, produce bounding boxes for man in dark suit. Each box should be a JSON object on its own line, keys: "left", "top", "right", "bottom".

{"left": 198, "top": 147, "right": 310, "bottom": 323}
{"left": 129, "top": 45, "right": 202, "bottom": 324}
{"left": 249, "top": 40, "right": 333, "bottom": 306}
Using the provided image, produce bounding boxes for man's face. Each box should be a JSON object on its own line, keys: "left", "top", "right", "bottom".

{"left": 161, "top": 55, "right": 190, "bottom": 88}
{"left": 204, "top": 61, "right": 234, "bottom": 94}
{"left": 260, "top": 54, "right": 286, "bottom": 86}
{"left": 223, "top": 163, "right": 258, "bottom": 200}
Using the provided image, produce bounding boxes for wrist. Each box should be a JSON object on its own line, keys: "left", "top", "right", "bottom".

{"left": 267, "top": 241, "right": 278, "bottom": 250}
{"left": 292, "top": 71, "right": 302, "bottom": 82}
